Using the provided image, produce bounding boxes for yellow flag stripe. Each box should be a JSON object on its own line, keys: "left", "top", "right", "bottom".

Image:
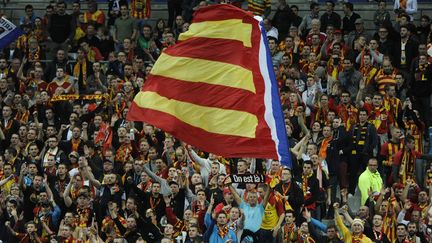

{"left": 150, "top": 53, "right": 256, "bottom": 93}
{"left": 178, "top": 19, "right": 252, "bottom": 47}
{"left": 134, "top": 91, "right": 258, "bottom": 138}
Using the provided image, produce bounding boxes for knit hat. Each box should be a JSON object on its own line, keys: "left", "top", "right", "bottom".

{"left": 351, "top": 218, "right": 364, "bottom": 230}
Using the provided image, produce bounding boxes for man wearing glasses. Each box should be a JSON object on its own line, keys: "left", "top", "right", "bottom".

{"left": 358, "top": 158, "right": 383, "bottom": 206}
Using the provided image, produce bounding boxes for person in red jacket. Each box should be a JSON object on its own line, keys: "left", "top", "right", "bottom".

{"left": 393, "top": 135, "right": 432, "bottom": 184}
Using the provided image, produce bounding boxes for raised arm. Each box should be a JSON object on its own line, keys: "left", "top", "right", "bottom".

{"left": 0, "top": 175, "right": 14, "bottom": 187}
{"left": 333, "top": 203, "right": 350, "bottom": 238}
{"left": 63, "top": 180, "right": 73, "bottom": 207}
{"left": 18, "top": 164, "right": 28, "bottom": 190}
{"left": 226, "top": 177, "right": 242, "bottom": 206}
{"left": 0, "top": 124, "right": 5, "bottom": 140}
{"left": 187, "top": 146, "right": 209, "bottom": 167}
{"left": 341, "top": 204, "right": 353, "bottom": 225}
{"left": 291, "top": 135, "right": 309, "bottom": 159}
{"left": 16, "top": 57, "right": 27, "bottom": 81}
{"left": 142, "top": 164, "right": 171, "bottom": 196}
{"left": 204, "top": 195, "right": 216, "bottom": 228}
{"left": 261, "top": 184, "right": 272, "bottom": 208}
{"left": 4, "top": 222, "right": 18, "bottom": 237}
{"left": 297, "top": 113, "right": 310, "bottom": 137}
{"left": 374, "top": 187, "right": 388, "bottom": 212}
{"left": 356, "top": 78, "right": 366, "bottom": 108}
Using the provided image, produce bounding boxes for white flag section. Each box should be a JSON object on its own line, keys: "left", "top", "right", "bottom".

{"left": 0, "top": 17, "right": 23, "bottom": 50}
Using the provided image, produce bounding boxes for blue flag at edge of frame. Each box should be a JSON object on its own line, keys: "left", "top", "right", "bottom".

{"left": 0, "top": 17, "right": 24, "bottom": 50}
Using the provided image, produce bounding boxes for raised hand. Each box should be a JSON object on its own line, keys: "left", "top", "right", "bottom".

{"left": 333, "top": 202, "right": 340, "bottom": 209}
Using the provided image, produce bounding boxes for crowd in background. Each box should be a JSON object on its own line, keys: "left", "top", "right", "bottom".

{"left": 1, "top": 0, "right": 432, "bottom": 242}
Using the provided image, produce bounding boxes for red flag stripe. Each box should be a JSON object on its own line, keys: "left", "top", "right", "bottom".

{"left": 166, "top": 37, "right": 253, "bottom": 69}
{"left": 191, "top": 5, "right": 254, "bottom": 23}
{"left": 128, "top": 102, "right": 278, "bottom": 158}
{"left": 143, "top": 75, "right": 260, "bottom": 114}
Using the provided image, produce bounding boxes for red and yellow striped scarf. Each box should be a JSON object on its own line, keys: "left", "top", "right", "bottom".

{"left": 339, "top": 104, "right": 358, "bottom": 131}
{"left": 298, "top": 232, "right": 315, "bottom": 243}
{"left": 218, "top": 224, "right": 229, "bottom": 239}
{"left": 383, "top": 142, "right": 403, "bottom": 167}
{"left": 405, "top": 121, "right": 423, "bottom": 153}
{"left": 314, "top": 106, "right": 330, "bottom": 125}
{"left": 284, "top": 223, "right": 297, "bottom": 241}
{"left": 15, "top": 110, "right": 30, "bottom": 124}
{"left": 384, "top": 97, "right": 401, "bottom": 122}
{"left": 360, "top": 65, "right": 378, "bottom": 86}
{"left": 399, "top": 149, "right": 416, "bottom": 184}
{"left": 73, "top": 60, "right": 87, "bottom": 86}
{"left": 302, "top": 172, "right": 313, "bottom": 197}
{"left": 102, "top": 215, "right": 127, "bottom": 236}
{"left": 77, "top": 207, "right": 92, "bottom": 227}
{"left": 115, "top": 143, "right": 132, "bottom": 163}
{"left": 383, "top": 201, "right": 397, "bottom": 242}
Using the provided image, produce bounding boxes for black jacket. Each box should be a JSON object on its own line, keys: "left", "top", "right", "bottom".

{"left": 44, "top": 59, "right": 73, "bottom": 82}
{"left": 272, "top": 6, "right": 295, "bottom": 39}
{"left": 48, "top": 13, "right": 75, "bottom": 43}
{"left": 320, "top": 12, "right": 342, "bottom": 32}
{"left": 342, "top": 12, "right": 361, "bottom": 35}
{"left": 392, "top": 37, "right": 419, "bottom": 70}
{"left": 274, "top": 180, "right": 304, "bottom": 217}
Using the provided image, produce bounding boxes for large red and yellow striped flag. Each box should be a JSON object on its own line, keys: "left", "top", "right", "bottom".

{"left": 127, "top": 4, "right": 292, "bottom": 167}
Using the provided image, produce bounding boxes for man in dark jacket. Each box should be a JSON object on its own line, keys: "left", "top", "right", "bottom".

{"left": 44, "top": 49, "right": 73, "bottom": 82}
{"left": 320, "top": 0, "right": 341, "bottom": 32}
{"left": 272, "top": 0, "right": 295, "bottom": 40}
{"left": 348, "top": 109, "right": 378, "bottom": 195}
{"left": 47, "top": 1, "right": 75, "bottom": 58}
{"left": 410, "top": 54, "right": 432, "bottom": 127}
{"left": 274, "top": 167, "right": 304, "bottom": 217}
{"left": 392, "top": 25, "right": 419, "bottom": 71}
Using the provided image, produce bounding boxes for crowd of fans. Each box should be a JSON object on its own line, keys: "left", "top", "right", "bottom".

{"left": 1, "top": 0, "right": 432, "bottom": 242}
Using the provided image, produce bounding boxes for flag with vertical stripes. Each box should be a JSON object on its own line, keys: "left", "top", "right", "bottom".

{"left": 127, "top": 4, "right": 292, "bottom": 167}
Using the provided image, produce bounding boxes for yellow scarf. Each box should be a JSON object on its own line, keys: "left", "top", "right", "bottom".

{"left": 73, "top": 60, "right": 87, "bottom": 86}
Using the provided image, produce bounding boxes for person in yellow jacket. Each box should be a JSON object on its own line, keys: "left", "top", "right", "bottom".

{"left": 334, "top": 203, "right": 373, "bottom": 243}
{"left": 358, "top": 158, "right": 383, "bottom": 206}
